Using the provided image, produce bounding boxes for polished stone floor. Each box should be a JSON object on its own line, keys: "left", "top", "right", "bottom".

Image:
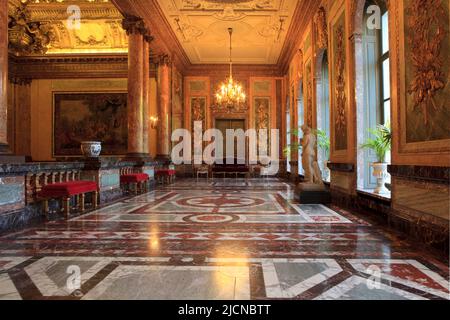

{"left": 0, "top": 179, "right": 448, "bottom": 300}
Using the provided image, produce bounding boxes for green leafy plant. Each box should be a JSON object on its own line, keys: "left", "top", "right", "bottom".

{"left": 360, "top": 122, "right": 392, "bottom": 163}
{"left": 283, "top": 129, "right": 330, "bottom": 160}
{"left": 316, "top": 129, "right": 330, "bottom": 161}
{"left": 283, "top": 128, "right": 301, "bottom": 158}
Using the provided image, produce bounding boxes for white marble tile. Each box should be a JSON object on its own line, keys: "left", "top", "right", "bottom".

{"left": 0, "top": 274, "right": 22, "bottom": 300}
{"left": 83, "top": 265, "right": 250, "bottom": 300}
{"left": 315, "top": 276, "right": 428, "bottom": 300}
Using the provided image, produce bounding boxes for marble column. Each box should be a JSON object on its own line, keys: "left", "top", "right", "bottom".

{"left": 122, "top": 17, "right": 148, "bottom": 158}
{"left": 142, "top": 39, "right": 150, "bottom": 155}
{"left": 156, "top": 55, "right": 171, "bottom": 161}
{"left": 0, "top": 2, "right": 9, "bottom": 153}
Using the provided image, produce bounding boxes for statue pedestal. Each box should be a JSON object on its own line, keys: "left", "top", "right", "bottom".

{"left": 295, "top": 183, "right": 331, "bottom": 204}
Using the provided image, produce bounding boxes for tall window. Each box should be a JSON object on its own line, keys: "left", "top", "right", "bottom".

{"left": 359, "top": 0, "right": 391, "bottom": 190}
{"left": 317, "top": 52, "right": 330, "bottom": 181}
{"left": 297, "top": 81, "right": 304, "bottom": 175}
{"left": 380, "top": 10, "right": 390, "bottom": 123}
{"left": 381, "top": 8, "right": 391, "bottom": 167}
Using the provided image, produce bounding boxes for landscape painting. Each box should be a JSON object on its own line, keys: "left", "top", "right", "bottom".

{"left": 53, "top": 92, "right": 128, "bottom": 156}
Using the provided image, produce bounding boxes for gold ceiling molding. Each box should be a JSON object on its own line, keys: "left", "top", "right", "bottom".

{"left": 8, "top": 0, "right": 128, "bottom": 56}
{"left": 9, "top": 54, "right": 158, "bottom": 79}
{"left": 157, "top": 0, "right": 298, "bottom": 64}
{"left": 180, "top": 0, "right": 277, "bottom": 11}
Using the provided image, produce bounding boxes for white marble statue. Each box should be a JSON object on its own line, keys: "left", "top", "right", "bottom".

{"left": 300, "top": 125, "right": 323, "bottom": 185}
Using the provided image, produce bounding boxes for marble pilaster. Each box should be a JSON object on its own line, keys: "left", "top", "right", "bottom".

{"left": 127, "top": 31, "right": 144, "bottom": 156}
{"left": 142, "top": 40, "right": 150, "bottom": 155}
{"left": 122, "top": 16, "right": 152, "bottom": 159}
{"left": 156, "top": 55, "right": 171, "bottom": 161}
{"left": 0, "top": 2, "right": 8, "bottom": 152}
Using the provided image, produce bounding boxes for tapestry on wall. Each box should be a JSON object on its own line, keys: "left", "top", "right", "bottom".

{"left": 172, "top": 68, "right": 184, "bottom": 148}
{"left": 191, "top": 97, "right": 207, "bottom": 156}
{"left": 404, "top": 0, "right": 450, "bottom": 143}
{"left": 331, "top": 12, "right": 348, "bottom": 151}
{"left": 53, "top": 92, "right": 128, "bottom": 156}
{"left": 255, "top": 97, "right": 271, "bottom": 156}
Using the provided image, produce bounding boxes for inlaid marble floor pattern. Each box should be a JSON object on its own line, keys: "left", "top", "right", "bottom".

{"left": 0, "top": 178, "right": 448, "bottom": 300}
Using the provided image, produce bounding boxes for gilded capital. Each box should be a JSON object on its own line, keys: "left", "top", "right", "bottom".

{"left": 122, "top": 15, "right": 149, "bottom": 37}
{"left": 157, "top": 54, "right": 172, "bottom": 66}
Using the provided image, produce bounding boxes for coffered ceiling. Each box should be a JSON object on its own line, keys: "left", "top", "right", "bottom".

{"left": 156, "top": 0, "right": 300, "bottom": 65}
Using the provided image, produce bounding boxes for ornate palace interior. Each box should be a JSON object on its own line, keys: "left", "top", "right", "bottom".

{"left": 0, "top": 0, "right": 449, "bottom": 300}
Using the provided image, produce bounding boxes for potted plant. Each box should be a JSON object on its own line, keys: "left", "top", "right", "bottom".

{"left": 316, "top": 129, "right": 331, "bottom": 181}
{"left": 360, "top": 123, "right": 392, "bottom": 194}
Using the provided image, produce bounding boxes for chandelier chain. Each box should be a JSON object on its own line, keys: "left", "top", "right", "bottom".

{"left": 214, "top": 27, "right": 247, "bottom": 111}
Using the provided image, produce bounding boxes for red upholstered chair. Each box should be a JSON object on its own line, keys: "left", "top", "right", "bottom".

{"left": 38, "top": 181, "right": 99, "bottom": 219}
{"left": 120, "top": 168, "right": 150, "bottom": 195}
{"left": 155, "top": 168, "right": 176, "bottom": 184}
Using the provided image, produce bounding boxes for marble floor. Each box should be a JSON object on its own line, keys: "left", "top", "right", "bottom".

{"left": 0, "top": 178, "right": 448, "bottom": 300}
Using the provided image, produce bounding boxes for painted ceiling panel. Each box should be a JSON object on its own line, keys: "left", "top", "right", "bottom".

{"left": 156, "top": 0, "right": 300, "bottom": 64}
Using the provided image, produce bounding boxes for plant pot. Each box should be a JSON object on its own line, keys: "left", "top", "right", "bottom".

{"left": 323, "top": 160, "right": 331, "bottom": 182}
{"left": 371, "top": 162, "right": 389, "bottom": 194}
{"left": 81, "top": 141, "right": 102, "bottom": 158}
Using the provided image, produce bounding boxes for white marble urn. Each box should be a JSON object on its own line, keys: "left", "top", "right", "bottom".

{"left": 81, "top": 141, "right": 102, "bottom": 158}
{"left": 371, "top": 162, "right": 389, "bottom": 194}
{"left": 323, "top": 160, "right": 331, "bottom": 182}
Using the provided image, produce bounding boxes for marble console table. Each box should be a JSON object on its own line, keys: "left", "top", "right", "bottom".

{"left": 0, "top": 158, "right": 160, "bottom": 233}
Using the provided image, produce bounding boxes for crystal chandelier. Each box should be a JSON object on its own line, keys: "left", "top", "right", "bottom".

{"left": 214, "top": 28, "right": 247, "bottom": 111}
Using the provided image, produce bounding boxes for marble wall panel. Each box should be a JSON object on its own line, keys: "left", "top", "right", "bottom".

{"left": 392, "top": 177, "right": 449, "bottom": 221}
{"left": 0, "top": 176, "right": 25, "bottom": 214}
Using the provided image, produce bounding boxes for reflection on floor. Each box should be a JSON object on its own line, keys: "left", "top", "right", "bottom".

{"left": 0, "top": 179, "right": 448, "bottom": 300}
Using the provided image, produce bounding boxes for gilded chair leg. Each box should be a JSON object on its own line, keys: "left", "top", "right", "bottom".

{"left": 43, "top": 200, "right": 49, "bottom": 218}
{"left": 80, "top": 194, "right": 86, "bottom": 212}
{"left": 63, "top": 197, "right": 71, "bottom": 219}
{"left": 93, "top": 191, "right": 99, "bottom": 209}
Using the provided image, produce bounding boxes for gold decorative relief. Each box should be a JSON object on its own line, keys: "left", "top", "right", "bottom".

{"left": 297, "top": 49, "right": 303, "bottom": 81}
{"left": 407, "top": 0, "right": 447, "bottom": 126}
{"left": 8, "top": 0, "right": 129, "bottom": 55}
{"left": 157, "top": 0, "right": 299, "bottom": 64}
{"left": 306, "top": 61, "right": 313, "bottom": 128}
{"left": 332, "top": 13, "right": 348, "bottom": 152}
{"left": 314, "top": 7, "right": 328, "bottom": 50}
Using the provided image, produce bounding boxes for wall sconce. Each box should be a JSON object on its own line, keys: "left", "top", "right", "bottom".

{"left": 150, "top": 116, "right": 159, "bottom": 129}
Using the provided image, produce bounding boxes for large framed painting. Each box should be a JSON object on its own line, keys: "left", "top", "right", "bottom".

{"left": 53, "top": 92, "right": 128, "bottom": 157}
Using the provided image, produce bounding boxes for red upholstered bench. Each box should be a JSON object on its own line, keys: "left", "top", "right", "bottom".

{"left": 155, "top": 169, "right": 176, "bottom": 184}
{"left": 120, "top": 173, "right": 150, "bottom": 195}
{"left": 38, "top": 181, "right": 99, "bottom": 219}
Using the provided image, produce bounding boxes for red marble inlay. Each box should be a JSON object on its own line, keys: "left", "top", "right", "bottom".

{"left": 363, "top": 263, "right": 449, "bottom": 293}
{"left": 196, "top": 215, "right": 229, "bottom": 222}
